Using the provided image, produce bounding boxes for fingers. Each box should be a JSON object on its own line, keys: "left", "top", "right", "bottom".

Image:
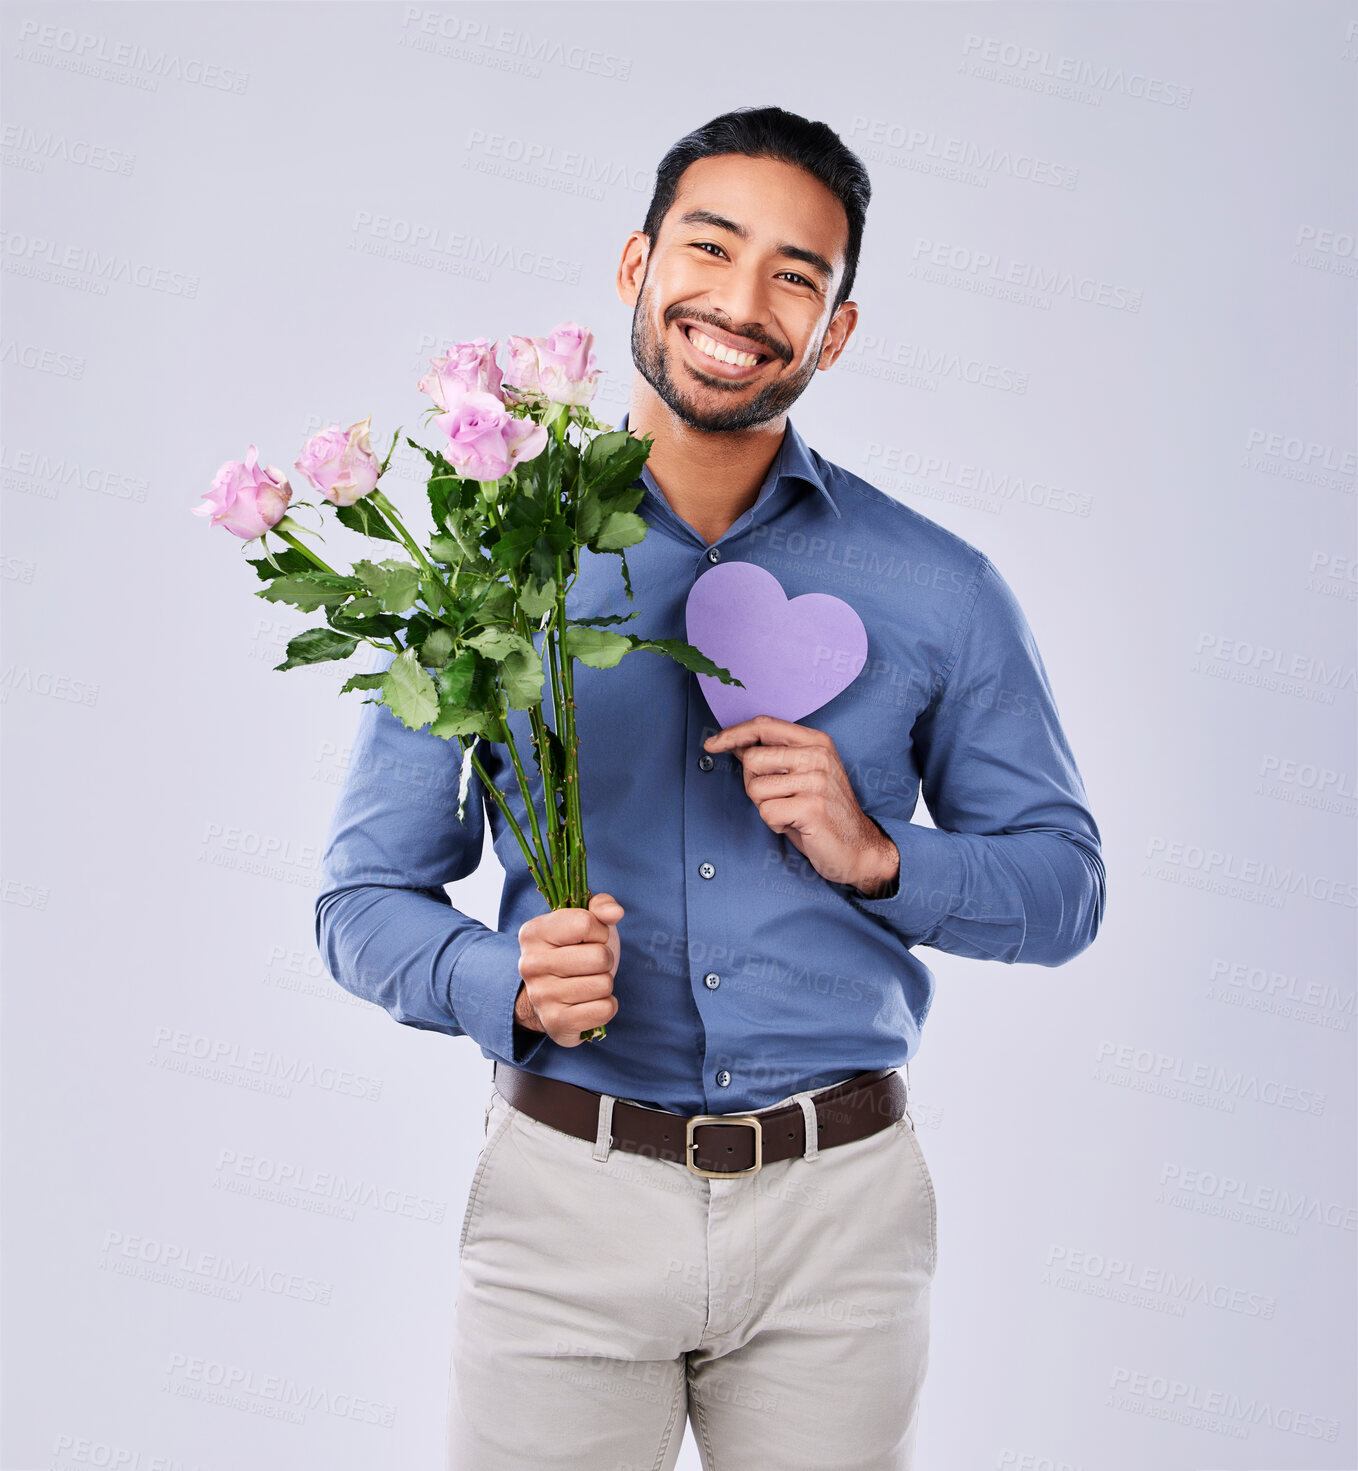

{"left": 588, "top": 891, "right": 625, "bottom": 923}
{"left": 519, "top": 943, "right": 615, "bottom": 984}
{"left": 516, "top": 893, "right": 626, "bottom": 1047}
{"left": 543, "top": 993, "right": 619, "bottom": 1047}
{"left": 520, "top": 898, "right": 622, "bottom": 950}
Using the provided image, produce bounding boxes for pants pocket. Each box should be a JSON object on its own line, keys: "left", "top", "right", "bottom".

{"left": 894, "top": 1116, "right": 938, "bottom": 1276}
{"left": 459, "top": 1090, "right": 513, "bottom": 1257}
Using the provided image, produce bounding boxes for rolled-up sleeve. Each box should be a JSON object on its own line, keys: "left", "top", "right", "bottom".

{"left": 846, "top": 554, "right": 1106, "bottom": 965}
{"left": 314, "top": 647, "right": 547, "bottom": 1065}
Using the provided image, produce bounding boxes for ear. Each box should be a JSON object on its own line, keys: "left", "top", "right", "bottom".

{"left": 616, "top": 231, "right": 649, "bottom": 307}
{"left": 816, "top": 301, "right": 859, "bottom": 371}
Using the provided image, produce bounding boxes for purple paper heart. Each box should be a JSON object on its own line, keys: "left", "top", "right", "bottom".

{"left": 685, "top": 561, "right": 868, "bottom": 728}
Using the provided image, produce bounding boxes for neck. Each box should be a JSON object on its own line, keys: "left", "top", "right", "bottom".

{"left": 625, "top": 376, "right": 785, "bottom": 545}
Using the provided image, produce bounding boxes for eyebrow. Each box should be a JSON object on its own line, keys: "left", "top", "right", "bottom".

{"left": 676, "top": 208, "right": 835, "bottom": 287}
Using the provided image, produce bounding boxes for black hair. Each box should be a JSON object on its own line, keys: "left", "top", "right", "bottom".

{"left": 641, "top": 105, "right": 871, "bottom": 316}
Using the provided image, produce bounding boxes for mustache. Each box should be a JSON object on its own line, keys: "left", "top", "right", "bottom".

{"left": 665, "top": 308, "right": 790, "bottom": 363}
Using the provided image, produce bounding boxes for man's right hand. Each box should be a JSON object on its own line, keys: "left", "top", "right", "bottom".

{"left": 513, "top": 891, "right": 624, "bottom": 1047}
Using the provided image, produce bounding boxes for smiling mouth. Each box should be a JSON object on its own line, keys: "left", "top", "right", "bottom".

{"left": 679, "top": 322, "right": 770, "bottom": 371}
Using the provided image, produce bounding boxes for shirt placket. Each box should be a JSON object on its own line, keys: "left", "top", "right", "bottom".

{"left": 645, "top": 478, "right": 791, "bottom": 1113}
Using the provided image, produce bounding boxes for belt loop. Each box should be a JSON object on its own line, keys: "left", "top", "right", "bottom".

{"left": 593, "top": 1092, "right": 616, "bottom": 1162}
{"left": 792, "top": 1092, "right": 820, "bottom": 1161}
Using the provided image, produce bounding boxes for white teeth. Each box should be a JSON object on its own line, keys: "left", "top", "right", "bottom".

{"left": 687, "top": 327, "right": 761, "bottom": 368}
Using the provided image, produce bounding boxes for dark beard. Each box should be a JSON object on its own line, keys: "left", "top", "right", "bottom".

{"left": 630, "top": 279, "right": 821, "bottom": 433}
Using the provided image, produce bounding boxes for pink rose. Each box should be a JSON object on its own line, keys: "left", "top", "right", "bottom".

{"left": 418, "top": 338, "right": 504, "bottom": 412}
{"left": 193, "top": 445, "right": 292, "bottom": 541}
{"left": 293, "top": 414, "right": 381, "bottom": 507}
{"left": 503, "top": 321, "right": 599, "bottom": 406}
{"left": 434, "top": 391, "right": 548, "bottom": 481}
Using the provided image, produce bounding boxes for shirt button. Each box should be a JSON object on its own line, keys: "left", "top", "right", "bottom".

{"left": 715, "top": 1069, "right": 731, "bottom": 1087}
{"left": 699, "top": 861, "right": 715, "bottom": 879}
{"left": 704, "top": 972, "right": 721, "bottom": 990}
{"left": 697, "top": 754, "right": 714, "bottom": 772}
{"left": 706, "top": 546, "right": 721, "bottom": 563}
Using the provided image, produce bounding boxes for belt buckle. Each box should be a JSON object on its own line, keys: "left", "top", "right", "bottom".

{"left": 685, "top": 1113, "right": 763, "bottom": 1178}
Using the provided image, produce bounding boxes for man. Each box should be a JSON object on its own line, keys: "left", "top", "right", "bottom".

{"left": 316, "top": 106, "right": 1105, "bottom": 1471}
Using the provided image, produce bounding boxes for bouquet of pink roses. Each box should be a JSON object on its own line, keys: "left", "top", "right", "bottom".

{"left": 195, "top": 322, "right": 741, "bottom": 1041}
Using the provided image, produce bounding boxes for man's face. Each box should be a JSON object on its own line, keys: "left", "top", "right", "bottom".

{"left": 621, "top": 154, "right": 855, "bottom": 432}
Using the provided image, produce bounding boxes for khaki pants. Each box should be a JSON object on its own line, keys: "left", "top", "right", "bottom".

{"left": 445, "top": 1069, "right": 937, "bottom": 1471}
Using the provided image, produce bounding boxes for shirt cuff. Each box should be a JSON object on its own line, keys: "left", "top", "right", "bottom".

{"left": 843, "top": 814, "right": 965, "bottom": 946}
{"left": 447, "top": 927, "right": 548, "bottom": 1067}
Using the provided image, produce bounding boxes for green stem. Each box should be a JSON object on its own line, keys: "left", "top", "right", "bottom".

{"left": 554, "top": 547, "right": 588, "bottom": 908}
{"left": 366, "top": 487, "right": 458, "bottom": 621}
{"left": 466, "top": 746, "right": 554, "bottom": 903}
{"left": 369, "top": 488, "right": 438, "bottom": 579}
{"left": 502, "top": 702, "right": 559, "bottom": 908}
{"left": 271, "top": 526, "right": 339, "bottom": 575}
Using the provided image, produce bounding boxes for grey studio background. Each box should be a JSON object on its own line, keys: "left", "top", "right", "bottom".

{"left": 2, "top": 2, "right": 1354, "bottom": 1468}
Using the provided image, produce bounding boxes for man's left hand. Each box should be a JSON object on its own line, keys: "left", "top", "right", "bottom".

{"left": 702, "top": 715, "right": 900, "bottom": 898}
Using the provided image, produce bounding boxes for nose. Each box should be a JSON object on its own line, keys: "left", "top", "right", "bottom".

{"left": 697, "top": 270, "right": 778, "bottom": 355}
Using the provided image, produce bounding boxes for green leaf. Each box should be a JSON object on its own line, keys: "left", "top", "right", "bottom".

{"left": 435, "top": 648, "right": 482, "bottom": 707}
{"left": 593, "top": 511, "right": 647, "bottom": 552}
{"left": 334, "top": 498, "right": 401, "bottom": 544}
{"left": 274, "top": 627, "right": 359, "bottom": 671}
{"left": 583, "top": 429, "right": 651, "bottom": 502}
{"left": 574, "top": 492, "right": 604, "bottom": 545}
{"left": 246, "top": 547, "right": 313, "bottom": 582}
{"left": 478, "top": 581, "right": 519, "bottom": 622}
{"left": 340, "top": 671, "right": 387, "bottom": 695}
{"left": 325, "top": 607, "right": 406, "bottom": 639}
{"left": 421, "top": 626, "right": 456, "bottom": 667}
{"left": 569, "top": 610, "right": 640, "bottom": 627}
{"left": 562, "top": 625, "right": 632, "bottom": 669}
{"left": 518, "top": 577, "right": 557, "bottom": 620}
{"left": 630, "top": 636, "right": 745, "bottom": 684}
{"left": 501, "top": 645, "right": 546, "bottom": 709}
{"left": 354, "top": 558, "right": 422, "bottom": 614}
{"left": 465, "top": 626, "right": 532, "bottom": 662}
{"left": 256, "top": 573, "right": 359, "bottom": 612}
{"left": 381, "top": 647, "right": 439, "bottom": 731}
{"left": 488, "top": 522, "right": 540, "bottom": 573}
{"left": 430, "top": 706, "right": 491, "bottom": 739}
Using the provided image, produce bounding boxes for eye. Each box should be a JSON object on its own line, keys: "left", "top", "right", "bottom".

{"left": 691, "top": 242, "right": 819, "bottom": 291}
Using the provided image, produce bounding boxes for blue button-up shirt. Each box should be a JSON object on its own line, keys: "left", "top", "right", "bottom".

{"left": 315, "top": 411, "right": 1105, "bottom": 1113}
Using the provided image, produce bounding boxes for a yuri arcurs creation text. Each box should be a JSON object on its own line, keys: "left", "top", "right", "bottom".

{"left": 195, "top": 322, "right": 741, "bottom": 1041}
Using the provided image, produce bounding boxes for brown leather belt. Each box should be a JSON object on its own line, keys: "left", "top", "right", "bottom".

{"left": 493, "top": 1063, "right": 907, "bottom": 1178}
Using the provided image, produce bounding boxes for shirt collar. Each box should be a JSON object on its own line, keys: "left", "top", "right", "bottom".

{"left": 618, "top": 410, "right": 841, "bottom": 526}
